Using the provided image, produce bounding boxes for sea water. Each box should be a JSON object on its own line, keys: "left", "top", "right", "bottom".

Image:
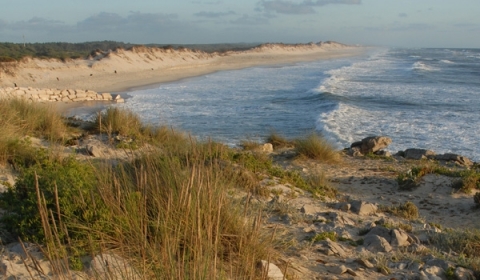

{"left": 114, "top": 48, "right": 480, "bottom": 161}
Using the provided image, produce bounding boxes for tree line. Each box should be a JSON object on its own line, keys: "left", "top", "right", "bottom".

{"left": 0, "top": 41, "right": 260, "bottom": 62}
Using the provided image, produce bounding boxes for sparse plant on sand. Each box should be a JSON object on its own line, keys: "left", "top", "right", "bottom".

{"left": 380, "top": 201, "right": 419, "bottom": 220}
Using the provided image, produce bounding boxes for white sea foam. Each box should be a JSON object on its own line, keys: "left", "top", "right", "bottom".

{"left": 440, "top": 59, "right": 454, "bottom": 64}
{"left": 115, "top": 47, "right": 479, "bottom": 161}
{"left": 412, "top": 61, "right": 438, "bottom": 71}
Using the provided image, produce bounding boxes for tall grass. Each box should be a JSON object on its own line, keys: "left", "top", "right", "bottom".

{"left": 295, "top": 133, "right": 341, "bottom": 163}
{"left": 94, "top": 107, "right": 142, "bottom": 138}
{"left": 3, "top": 140, "right": 274, "bottom": 278}
{"left": 0, "top": 98, "right": 68, "bottom": 165}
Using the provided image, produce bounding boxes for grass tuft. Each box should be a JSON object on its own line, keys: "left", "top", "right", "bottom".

{"left": 380, "top": 201, "right": 419, "bottom": 220}
{"left": 266, "top": 131, "right": 294, "bottom": 149}
{"left": 295, "top": 133, "right": 341, "bottom": 163}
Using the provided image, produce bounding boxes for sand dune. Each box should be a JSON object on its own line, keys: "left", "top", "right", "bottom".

{"left": 0, "top": 42, "right": 366, "bottom": 93}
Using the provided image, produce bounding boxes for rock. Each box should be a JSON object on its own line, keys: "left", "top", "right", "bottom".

{"left": 350, "top": 136, "right": 392, "bottom": 155}
{"left": 425, "top": 259, "right": 454, "bottom": 271}
{"left": 318, "top": 238, "right": 348, "bottom": 257}
{"left": 407, "top": 261, "right": 423, "bottom": 272}
{"left": 257, "top": 260, "right": 284, "bottom": 280}
{"left": 403, "top": 148, "right": 436, "bottom": 160}
{"left": 262, "top": 143, "right": 274, "bottom": 153}
{"left": 363, "top": 235, "right": 392, "bottom": 253}
{"left": 455, "top": 267, "right": 476, "bottom": 280}
{"left": 346, "top": 268, "right": 358, "bottom": 276}
{"left": 421, "top": 265, "right": 445, "bottom": 280}
{"left": 334, "top": 202, "right": 351, "bottom": 212}
{"left": 327, "top": 212, "right": 356, "bottom": 227}
{"left": 365, "top": 226, "right": 391, "bottom": 242}
{"left": 356, "top": 258, "right": 375, "bottom": 269}
{"left": 350, "top": 200, "right": 377, "bottom": 216}
{"left": 435, "top": 153, "right": 473, "bottom": 167}
{"left": 300, "top": 204, "right": 319, "bottom": 215}
{"left": 327, "top": 264, "right": 347, "bottom": 275}
{"left": 86, "top": 144, "right": 102, "bottom": 157}
{"left": 390, "top": 229, "right": 410, "bottom": 247}
{"left": 102, "top": 92, "right": 113, "bottom": 100}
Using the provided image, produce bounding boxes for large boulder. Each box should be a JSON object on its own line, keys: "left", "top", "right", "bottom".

{"left": 350, "top": 200, "right": 377, "bottom": 216}
{"left": 257, "top": 260, "right": 284, "bottom": 280}
{"left": 363, "top": 235, "right": 392, "bottom": 253}
{"left": 435, "top": 153, "right": 473, "bottom": 167}
{"left": 403, "top": 148, "right": 436, "bottom": 160}
{"left": 350, "top": 136, "right": 392, "bottom": 156}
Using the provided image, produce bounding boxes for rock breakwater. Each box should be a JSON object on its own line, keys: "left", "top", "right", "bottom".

{"left": 0, "top": 87, "right": 124, "bottom": 103}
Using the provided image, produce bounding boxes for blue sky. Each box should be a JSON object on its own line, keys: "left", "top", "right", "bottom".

{"left": 0, "top": 0, "right": 479, "bottom": 47}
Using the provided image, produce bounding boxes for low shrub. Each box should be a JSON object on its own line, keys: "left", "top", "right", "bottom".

{"left": 0, "top": 155, "right": 104, "bottom": 245}
{"left": 310, "top": 231, "right": 337, "bottom": 242}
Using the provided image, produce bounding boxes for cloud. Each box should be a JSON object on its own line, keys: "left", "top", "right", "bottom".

{"left": 230, "top": 15, "right": 269, "bottom": 25}
{"left": 194, "top": 11, "right": 236, "bottom": 18}
{"left": 258, "top": 0, "right": 361, "bottom": 15}
{"left": 1, "top": 12, "right": 201, "bottom": 43}
{"left": 398, "top": 13, "right": 407, "bottom": 18}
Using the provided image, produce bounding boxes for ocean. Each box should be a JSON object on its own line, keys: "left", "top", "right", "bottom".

{"left": 114, "top": 48, "right": 480, "bottom": 161}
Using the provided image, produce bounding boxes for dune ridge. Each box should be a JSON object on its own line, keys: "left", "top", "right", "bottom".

{"left": 0, "top": 41, "right": 365, "bottom": 93}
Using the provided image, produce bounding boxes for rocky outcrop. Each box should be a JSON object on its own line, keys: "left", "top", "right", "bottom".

{"left": 403, "top": 148, "right": 436, "bottom": 160}
{"left": 0, "top": 87, "right": 124, "bottom": 103}
{"left": 349, "top": 136, "right": 392, "bottom": 156}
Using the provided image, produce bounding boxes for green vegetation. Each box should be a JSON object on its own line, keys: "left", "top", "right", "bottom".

{"left": 310, "top": 231, "right": 337, "bottom": 242}
{"left": 0, "top": 101, "right": 338, "bottom": 277}
{"left": 0, "top": 41, "right": 260, "bottom": 62}
{"left": 0, "top": 98, "right": 70, "bottom": 166}
{"left": 0, "top": 41, "right": 135, "bottom": 61}
{"left": 295, "top": 133, "right": 341, "bottom": 163}
{"left": 429, "top": 229, "right": 480, "bottom": 272}
{"left": 397, "top": 163, "right": 480, "bottom": 192}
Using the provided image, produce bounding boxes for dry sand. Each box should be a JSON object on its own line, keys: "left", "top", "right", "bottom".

{"left": 0, "top": 42, "right": 367, "bottom": 94}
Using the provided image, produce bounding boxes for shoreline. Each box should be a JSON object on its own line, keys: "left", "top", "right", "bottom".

{"left": 0, "top": 43, "right": 370, "bottom": 94}
{"left": 114, "top": 48, "right": 369, "bottom": 94}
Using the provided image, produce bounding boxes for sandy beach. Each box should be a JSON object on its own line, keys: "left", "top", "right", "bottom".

{"left": 0, "top": 42, "right": 367, "bottom": 94}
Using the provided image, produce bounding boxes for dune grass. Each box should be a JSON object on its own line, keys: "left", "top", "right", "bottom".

{"left": 0, "top": 124, "right": 275, "bottom": 278}
{"left": 295, "top": 133, "right": 341, "bottom": 163}
{"left": 0, "top": 98, "right": 69, "bottom": 165}
{"left": 266, "top": 131, "right": 294, "bottom": 149}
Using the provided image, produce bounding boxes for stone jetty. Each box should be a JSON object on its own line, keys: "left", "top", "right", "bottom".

{"left": 0, "top": 87, "right": 124, "bottom": 103}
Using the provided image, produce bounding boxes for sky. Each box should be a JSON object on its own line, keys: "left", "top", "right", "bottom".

{"left": 0, "top": 0, "right": 479, "bottom": 48}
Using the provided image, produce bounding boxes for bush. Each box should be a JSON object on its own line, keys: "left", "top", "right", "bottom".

{"left": 295, "top": 133, "right": 341, "bottom": 163}
{"left": 0, "top": 155, "right": 104, "bottom": 245}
